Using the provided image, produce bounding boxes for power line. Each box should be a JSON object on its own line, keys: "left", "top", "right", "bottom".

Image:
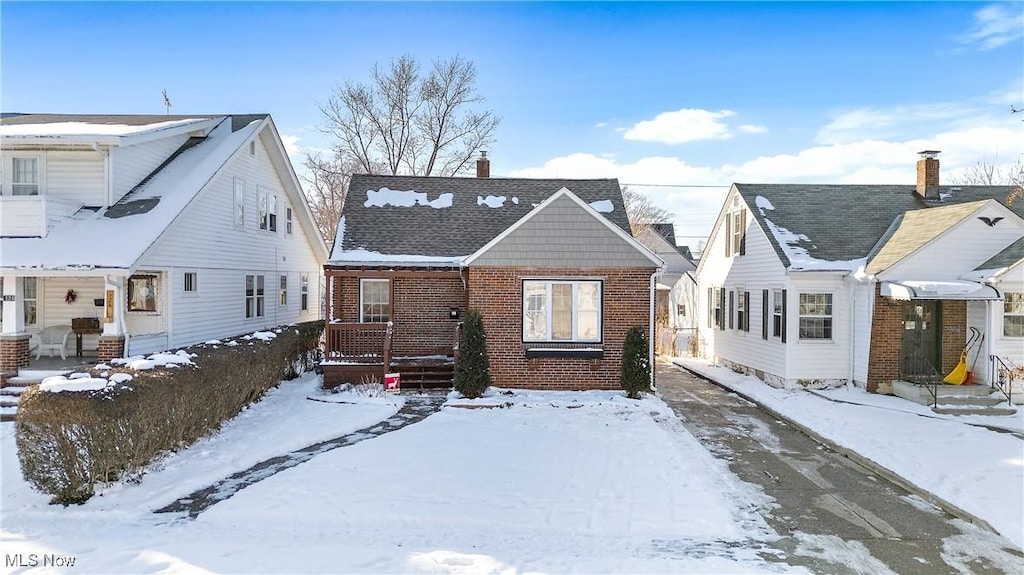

{"left": 621, "top": 182, "right": 729, "bottom": 188}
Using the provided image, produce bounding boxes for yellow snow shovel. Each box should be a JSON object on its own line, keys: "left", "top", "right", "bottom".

{"left": 943, "top": 327, "right": 980, "bottom": 385}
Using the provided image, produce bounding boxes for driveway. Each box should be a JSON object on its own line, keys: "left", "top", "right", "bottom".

{"left": 656, "top": 362, "right": 1023, "bottom": 575}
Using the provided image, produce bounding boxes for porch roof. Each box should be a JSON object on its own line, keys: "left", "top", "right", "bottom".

{"left": 880, "top": 280, "right": 1002, "bottom": 301}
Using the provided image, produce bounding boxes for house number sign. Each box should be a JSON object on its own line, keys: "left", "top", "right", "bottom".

{"left": 1, "top": 295, "right": 14, "bottom": 302}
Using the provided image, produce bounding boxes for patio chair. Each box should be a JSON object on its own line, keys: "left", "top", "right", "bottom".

{"left": 34, "top": 325, "right": 73, "bottom": 360}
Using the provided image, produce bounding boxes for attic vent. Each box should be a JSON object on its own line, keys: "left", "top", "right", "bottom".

{"left": 249, "top": 141, "right": 256, "bottom": 157}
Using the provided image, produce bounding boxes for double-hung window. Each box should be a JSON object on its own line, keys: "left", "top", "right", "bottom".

{"left": 736, "top": 291, "right": 749, "bottom": 332}
{"left": 286, "top": 208, "right": 293, "bottom": 235}
{"left": 798, "top": 293, "right": 833, "bottom": 340}
{"left": 360, "top": 279, "right": 390, "bottom": 323}
{"left": 258, "top": 187, "right": 277, "bottom": 232}
{"left": 300, "top": 274, "right": 309, "bottom": 311}
{"left": 1004, "top": 292, "right": 1024, "bottom": 337}
{"left": 23, "top": 277, "right": 37, "bottom": 326}
{"left": 279, "top": 275, "right": 288, "bottom": 306}
{"left": 11, "top": 157, "right": 40, "bottom": 196}
{"left": 522, "top": 280, "right": 601, "bottom": 342}
{"left": 772, "top": 289, "right": 785, "bottom": 339}
{"left": 245, "top": 275, "right": 265, "bottom": 319}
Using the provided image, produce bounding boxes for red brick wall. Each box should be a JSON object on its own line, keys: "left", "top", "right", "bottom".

{"left": 330, "top": 275, "right": 466, "bottom": 356}
{"left": 867, "top": 284, "right": 902, "bottom": 393}
{"left": 97, "top": 335, "right": 125, "bottom": 363}
{"left": 867, "top": 284, "right": 969, "bottom": 393}
{"left": 0, "top": 334, "right": 31, "bottom": 380}
{"left": 940, "top": 300, "right": 966, "bottom": 376}
{"left": 468, "top": 266, "right": 655, "bottom": 390}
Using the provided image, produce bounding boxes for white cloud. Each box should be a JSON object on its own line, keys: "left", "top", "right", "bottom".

{"left": 594, "top": 122, "right": 608, "bottom": 128}
{"left": 738, "top": 124, "right": 768, "bottom": 134}
{"left": 958, "top": 4, "right": 1024, "bottom": 50}
{"left": 815, "top": 103, "right": 977, "bottom": 145}
{"left": 280, "top": 134, "right": 302, "bottom": 157}
{"left": 624, "top": 108, "right": 736, "bottom": 144}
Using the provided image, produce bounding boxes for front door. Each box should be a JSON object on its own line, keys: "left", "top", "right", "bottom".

{"left": 900, "top": 301, "right": 941, "bottom": 382}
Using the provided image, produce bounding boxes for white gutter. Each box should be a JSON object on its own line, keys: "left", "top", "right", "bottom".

{"left": 649, "top": 269, "right": 660, "bottom": 392}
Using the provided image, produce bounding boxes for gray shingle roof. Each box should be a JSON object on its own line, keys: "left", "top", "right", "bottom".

{"left": 865, "top": 201, "right": 990, "bottom": 274}
{"left": 977, "top": 236, "right": 1024, "bottom": 271}
{"left": 736, "top": 184, "right": 1021, "bottom": 268}
{"left": 335, "top": 175, "right": 629, "bottom": 259}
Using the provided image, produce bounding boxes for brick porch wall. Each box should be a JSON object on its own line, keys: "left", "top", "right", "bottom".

{"left": 0, "top": 334, "right": 31, "bottom": 386}
{"left": 97, "top": 335, "right": 125, "bottom": 363}
{"left": 467, "top": 266, "right": 655, "bottom": 390}
{"left": 331, "top": 275, "right": 466, "bottom": 356}
{"left": 866, "top": 284, "right": 969, "bottom": 394}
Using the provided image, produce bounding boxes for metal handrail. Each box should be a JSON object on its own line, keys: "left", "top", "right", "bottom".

{"left": 899, "top": 351, "right": 941, "bottom": 408}
{"left": 989, "top": 355, "right": 1020, "bottom": 405}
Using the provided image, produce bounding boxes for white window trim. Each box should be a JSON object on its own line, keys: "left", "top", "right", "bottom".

{"left": 257, "top": 186, "right": 278, "bottom": 233}
{"left": 771, "top": 289, "right": 784, "bottom": 340}
{"left": 731, "top": 211, "right": 744, "bottom": 256}
{"left": 23, "top": 277, "right": 39, "bottom": 327}
{"left": 245, "top": 274, "right": 265, "bottom": 319}
{"left": 359, "top": 278, "right": 390, "bottom": 323}
{"left": 286, "top": 207, "right": 293, "bottom": 236}
{"left": 1003, "top": 292, "right": 1024, "bottom": 338}
{"left": 522, "top": 279, "right": 603, "bottom": 343}
{"left": 3, "top": 153, "right": 46, "bottom": 196}
{"left": 182, "top": 270, "right": 199, "bottom": 296}
{"left": 798, "top": 292, "right": 834, "bottom": 341}
{"left": 279, "top": 274, "right": 288, "bottom": 307}
{"left": 300, "top": 273, "right": 309, "bottom": 312}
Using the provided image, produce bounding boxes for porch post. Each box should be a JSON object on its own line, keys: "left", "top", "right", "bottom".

{"left": 99, "top": 275, "right": 126, "bottom": 361}
{"left": 0, "top": 276, "right": 30, "bottom": 379}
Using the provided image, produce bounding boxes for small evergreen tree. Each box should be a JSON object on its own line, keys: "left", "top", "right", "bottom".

{"left": 620, "top": 326, "right": 651, "bottom": 399}
{"left": 453, "top": 309, "right": 491, "bottom": 398}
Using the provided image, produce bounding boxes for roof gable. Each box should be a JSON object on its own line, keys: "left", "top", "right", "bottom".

{"left": 332, "top": 175, "right": 631, "bottom": 261}
{"left": 865, "top": 200, "right": 991, "bottom": 274}
{"left": 976, "top": 236, "right": 1024, "bottom": 273}
{"left": 736, "top": 183, "right": 1022, "bottom": 271}
{"left": 464, "top": 188, "right": 662, "bottom": 268}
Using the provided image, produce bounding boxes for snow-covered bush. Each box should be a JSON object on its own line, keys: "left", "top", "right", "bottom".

{"left": 16, "top": 320, "right": 324, "bottom": 505}
{"left": 453, "top": 309, "right": 491, "bottom": 399}
{"left": 620, "top": 326, "right": 651, "bottom": 399}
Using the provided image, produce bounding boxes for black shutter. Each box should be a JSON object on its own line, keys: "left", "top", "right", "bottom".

{"left": 728, "top": 291, "right": 734, "bottom": 330}
{"left": 781, "top": 289, "right": 788, "bottom": 343}
{"left": 719, "top": 288, "right": 726, "bottom": 331}
{"left": 762, "top": 289, "right": 769, "bottom": 340}
{"left": 744, "top": 291, "right": 751, "bottom": 332}
{"left": 739, "top": 211, "right": 747, "bottom": 255}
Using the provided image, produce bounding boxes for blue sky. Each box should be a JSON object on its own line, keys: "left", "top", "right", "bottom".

{"left": 3, "top": 1, "right": 1022, "bottom": 244}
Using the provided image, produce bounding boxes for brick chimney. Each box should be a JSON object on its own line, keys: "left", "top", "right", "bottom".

{"left": 476, "top": 150, "right": 490, "bottom": 178}
{"left": 916, "top": 150, "right": 941, "bottom": 198}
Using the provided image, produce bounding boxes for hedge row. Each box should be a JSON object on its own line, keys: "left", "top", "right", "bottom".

{"left": 16, "top": 321, "right": 324, "bottom": 505}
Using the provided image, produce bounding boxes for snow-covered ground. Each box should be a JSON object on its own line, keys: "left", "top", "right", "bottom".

{"left": 675, "top": 357, "right": 1024, "bottom": 551}
{"left": 2, "top": 373, "right": 800, "bottom": 574}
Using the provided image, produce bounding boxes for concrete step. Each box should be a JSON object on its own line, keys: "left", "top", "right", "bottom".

{"left": 932, "top": 406, "right": 1018, "bottom": 416}
{"left": 0, "top": 386, "right": 28, "bottom": 396}
{"left": 0, "top": 400, "right": 18, "bottom": 408}
{"left": 934, "top": 396, "right": 1005, "bottom": 407}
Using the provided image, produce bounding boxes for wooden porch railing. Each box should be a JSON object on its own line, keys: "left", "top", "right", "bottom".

{"left": 325, "top": 322, "right": 390, "bottom": 360}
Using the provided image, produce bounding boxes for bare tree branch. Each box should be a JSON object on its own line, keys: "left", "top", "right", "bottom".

{"left": 621, "top": 186, "right": 675, "bottom": 236}
{"left": 950, "top": 154, "right": 1024, "bottom": 206}
{"left": 301, "top": 152, "right": 356, "bottom": 246}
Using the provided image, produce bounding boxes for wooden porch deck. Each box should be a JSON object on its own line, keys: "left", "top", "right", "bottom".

{"left": 321, "top": 322, "right": 458, "bottom": 390}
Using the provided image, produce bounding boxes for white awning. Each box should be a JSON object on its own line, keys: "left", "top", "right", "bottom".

{"left": 881, "top": 280, "right": 1002, "bottom": 301}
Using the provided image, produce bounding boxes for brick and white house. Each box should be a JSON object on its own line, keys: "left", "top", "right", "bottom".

{"left": 322, "top": 158, "right": 663, "bottom": 390}
{"left": 695, "top": 151, "right": 1024, "bottom": 404}
{"left": 0, "top": 114, "right": 327, "bottom": 382}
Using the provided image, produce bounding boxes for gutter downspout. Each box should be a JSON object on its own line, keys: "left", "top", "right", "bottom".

{"left": 649, "top": 269, "right": 660, "bottom": 392}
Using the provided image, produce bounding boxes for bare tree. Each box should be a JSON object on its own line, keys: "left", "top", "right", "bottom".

{"left": 950, "top": 154, "right": 1024, "bottom": 206}
{"left": 302, "top": 152, "right": 356, "bottom": 246}
{"left": 316, "top": 54, "right": 500, "bottom": 177}
{"left": 622, "top": 186, "right": 675, "bottom": 236}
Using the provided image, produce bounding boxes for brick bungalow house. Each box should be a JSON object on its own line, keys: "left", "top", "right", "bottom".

{"left": 322, "top": 159, "right": 663, "bottom": 390}
{"left": 695, "top": 151, "right": 1023, "bottom": 404}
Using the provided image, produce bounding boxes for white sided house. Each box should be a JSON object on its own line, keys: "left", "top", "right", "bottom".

{"left": 634, "top": 224, "right": 698, "bottom": 356}
{"left": 0, "top": 114, "right": 327, "bottom": 379}
{"left": 696, "top": 152, "right": 1024, "bottom": 405}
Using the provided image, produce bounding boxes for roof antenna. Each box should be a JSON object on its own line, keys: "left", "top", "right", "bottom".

{"left": 162, "top": 89, "right": 172, "bottom": 115}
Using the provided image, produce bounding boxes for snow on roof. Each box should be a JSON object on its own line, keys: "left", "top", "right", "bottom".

{"left": 328, "top": 248, "right": 466, "bottom": 266}
{"left": 363, "top": 188, "right": 453, "bottom": 209}
{"left": 755, "top": 194, "right": 864, "bottom": 272}
{"left": 477, "top": 195, "right": 506, "bottom": 208}
{"left": 589, "top": 200, "right": 614, "bottom": 213}
{"left": 0, "top": 117, "right": 262, "bottom": 271}
{"left": 0, "top": 118, "right": 209, "bottom": 138}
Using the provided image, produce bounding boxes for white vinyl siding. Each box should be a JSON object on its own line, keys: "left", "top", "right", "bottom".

{"left": 111, "top": 134, "right": 190, "bottom": 201}
{"left": 46, "top": 151, "right": 105, "bottom": 205}
{"left": 522, "top": 280, "right": 602, "bottom": 343}
{"left": 134, "top": 131, "right": 323, "bottom": 348}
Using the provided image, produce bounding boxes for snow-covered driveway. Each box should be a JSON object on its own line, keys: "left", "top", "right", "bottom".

{"left": 1, "top": 379, "right": 792, "bottom": 574}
